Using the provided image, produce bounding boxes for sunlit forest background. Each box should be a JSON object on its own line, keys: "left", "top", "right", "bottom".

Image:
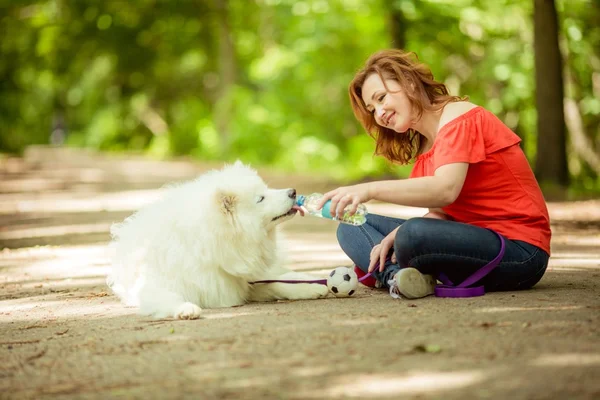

{"left": 1, "top": 0, "right": 598, "bottom": 196}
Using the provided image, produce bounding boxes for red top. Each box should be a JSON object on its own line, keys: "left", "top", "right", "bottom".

{"left": 410, "top": 107, "right": 551, "bottom": 254}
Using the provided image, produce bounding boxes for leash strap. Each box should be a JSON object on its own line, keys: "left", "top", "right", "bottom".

{"left": 434, "top": 231, "right": 505, "bottom": 297}
{"left": 250, "top": 231, "right": 506, "bottom": 299}
{"left": 358, "top": 230, "right": 506, "bottom": 298}
{"left": 249, "top": 279, "right": 327, "bottom": 285}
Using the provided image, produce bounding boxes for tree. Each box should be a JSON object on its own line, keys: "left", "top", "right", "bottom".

{"left": 533, "top": 0, "right": 569, "bottom": 186}
{"left": 388, "top": 0, "right": 407, "bottom": 49}
{"left": 0, "top": 0, "right": 597, "bottom": 190}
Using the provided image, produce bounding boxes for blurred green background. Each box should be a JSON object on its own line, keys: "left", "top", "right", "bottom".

{"left": 0, "top": 0, "right": 598, "bottom": 194}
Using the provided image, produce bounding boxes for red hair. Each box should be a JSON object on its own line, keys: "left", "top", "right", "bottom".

{"left": 349, "top": 49, "right": 465, "bottom": 164}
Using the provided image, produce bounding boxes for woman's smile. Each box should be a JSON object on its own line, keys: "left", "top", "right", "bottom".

{"left": 386, "top": 112, "right": 395, "bottom": 127}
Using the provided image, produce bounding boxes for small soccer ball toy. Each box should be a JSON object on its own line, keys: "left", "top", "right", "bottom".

{"left": 327, "top": 266, "right": 359, "bottom": 297}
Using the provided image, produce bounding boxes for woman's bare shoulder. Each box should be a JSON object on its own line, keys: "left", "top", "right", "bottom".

{"left": 437, "top": 101, "right": 480, "bottom": 132}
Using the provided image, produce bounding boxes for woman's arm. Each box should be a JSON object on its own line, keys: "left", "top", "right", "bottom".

{"left": 320, "top": 162, "right": 469, "bottom": 218}
{"left": 366, "top": 163, "right": 468, "bottom": 207}
{"left": 423, "top": 208, "right": 452, "bottom": 220}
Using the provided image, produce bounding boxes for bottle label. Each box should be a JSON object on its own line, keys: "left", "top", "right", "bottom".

{"left": 321, "top": 200, "right": 333, "bottom": 219}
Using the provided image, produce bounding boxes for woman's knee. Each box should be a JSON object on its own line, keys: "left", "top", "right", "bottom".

{"left": 336, "top": 223, "right": 358, "bottom": 247}
{"left": 395, "top": 218, "right": 431, "bottom": 247}
{"left": 394, "top": 218, "right": 432, "bottom": 264}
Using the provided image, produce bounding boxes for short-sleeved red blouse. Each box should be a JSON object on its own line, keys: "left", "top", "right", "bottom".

{"left": 410, "top": 107, "right": 551, "bottom": 254}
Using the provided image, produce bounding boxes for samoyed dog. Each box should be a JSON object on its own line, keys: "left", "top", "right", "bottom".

{"left": 107, "top": 161, "right": 328, "bottom": 319}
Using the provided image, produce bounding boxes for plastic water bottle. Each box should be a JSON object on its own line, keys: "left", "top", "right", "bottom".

{"left": 296, "top": 193, "right": 367, "bottom": 226}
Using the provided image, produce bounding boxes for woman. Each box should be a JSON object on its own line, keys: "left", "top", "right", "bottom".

{"left": 313, "top": 49, "right": 551, "bottom": 299}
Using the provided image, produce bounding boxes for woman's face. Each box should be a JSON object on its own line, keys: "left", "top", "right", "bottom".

{"left": 361, "top": 73, "right": 413, "bottom": 133}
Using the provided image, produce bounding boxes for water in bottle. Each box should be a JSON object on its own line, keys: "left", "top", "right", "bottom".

{"left": 295, "top": 193, "right": 367, "bottom": 226}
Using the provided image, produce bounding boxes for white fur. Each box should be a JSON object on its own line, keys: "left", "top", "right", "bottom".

{"left": 107, "top": 161, "right": 328, "bottom": 319}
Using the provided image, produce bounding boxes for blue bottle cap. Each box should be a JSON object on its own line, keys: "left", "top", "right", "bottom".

{"left": 296, "top": 195, "right": 306, "bottom": 206}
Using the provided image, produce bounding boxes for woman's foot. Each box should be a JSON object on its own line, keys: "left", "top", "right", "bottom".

{"left": 393, "top": 268, "right": 436, "bottom": 299}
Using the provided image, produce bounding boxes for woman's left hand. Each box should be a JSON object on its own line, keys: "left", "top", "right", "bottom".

{"left": 316, "top": 184, "right": 373, "bottom": 219}
{"left": 368, "top": 227, "right": 399, "bottom": 273}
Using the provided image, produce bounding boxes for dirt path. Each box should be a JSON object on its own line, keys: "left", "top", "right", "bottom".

{"left": 1, "top": 147, "right": 599, "bottom": 400}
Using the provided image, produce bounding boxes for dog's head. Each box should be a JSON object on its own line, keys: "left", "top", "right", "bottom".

{"left": 212, "top": 161, "right": 299, "bottom": 231}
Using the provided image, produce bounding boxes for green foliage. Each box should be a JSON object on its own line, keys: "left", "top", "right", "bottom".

{"left": 0, "top": 0, "right": 598, "bottom": 190}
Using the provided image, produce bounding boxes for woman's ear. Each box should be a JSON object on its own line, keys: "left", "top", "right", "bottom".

{"left": 406, "top": 78, "right": 416, "bottom": 93}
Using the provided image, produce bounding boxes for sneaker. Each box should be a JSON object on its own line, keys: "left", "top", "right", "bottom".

{"left": 393, "top": 268, "right": 436, "bottom": 299}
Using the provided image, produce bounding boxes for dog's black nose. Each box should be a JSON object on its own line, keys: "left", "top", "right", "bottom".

{"left": 288, "top": 189, "right": 296, "bottom": 199}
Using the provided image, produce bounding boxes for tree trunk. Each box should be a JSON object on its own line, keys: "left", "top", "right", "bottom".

{"left": 388, "top": 0, "right": 406, "bottom": 49}
{"left": 533, "top": 0, "right": 569, "bottom": 186}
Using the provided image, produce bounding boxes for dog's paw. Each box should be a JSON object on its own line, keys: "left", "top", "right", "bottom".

{"left": 175, "top": 302, "right": 203, "bottom": 320}
{"left": 312, "top": 284, "right": 330, "bottom": 299}
{"left": 292, "top": 283, "right": 329, "bottom": 300}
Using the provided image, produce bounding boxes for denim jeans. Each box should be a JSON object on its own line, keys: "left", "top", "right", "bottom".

{"left": 336, "top": 213, "right": 549, "bottom": 291}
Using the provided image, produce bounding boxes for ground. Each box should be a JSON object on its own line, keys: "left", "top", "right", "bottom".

{"left": 0, "top": 146, "right": 599, "bottom": 400}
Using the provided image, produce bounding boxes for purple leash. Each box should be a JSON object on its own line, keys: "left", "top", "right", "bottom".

{"left": 250, "top": 279, "right": 327, "bottom": 285}
{"left": 434, "top": 231, "right": 505, "bottom": 297}
{"left": 250, "top": 273, "right": 376, "bottom": 286}
{"left": 358, "top": 230, "right": 506, "bottom": 298}
{"left": 251, "top": 231, "right": 505, "bottom": 298}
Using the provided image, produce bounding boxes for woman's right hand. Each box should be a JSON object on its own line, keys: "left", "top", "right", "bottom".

{"left": 368, "top": 226, "right": 400, "bottom": 273}
{"left": 316, "top": 183, "right": 373, "bottom": 219}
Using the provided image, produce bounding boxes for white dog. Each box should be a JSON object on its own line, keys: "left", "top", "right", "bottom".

{"left": 106, "top": 161, "right": 328, "bottom": 319}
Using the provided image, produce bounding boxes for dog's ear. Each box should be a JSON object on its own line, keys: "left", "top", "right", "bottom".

{"left": 233, "top": 160, "right": 244, "bottom": 168}
{"left": 217, "top": 191, "right": 237, "bottom": 215}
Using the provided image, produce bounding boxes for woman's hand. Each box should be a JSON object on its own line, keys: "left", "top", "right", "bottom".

{"left": 316, "top": 183, "right": 373, "bottom": 219}
{"left": 368, "top": 226, "right": 400, "bottom": 273}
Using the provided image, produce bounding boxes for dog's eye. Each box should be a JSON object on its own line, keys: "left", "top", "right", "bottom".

{"left": 257, "top": 195, "right": 265, "bottom": 203}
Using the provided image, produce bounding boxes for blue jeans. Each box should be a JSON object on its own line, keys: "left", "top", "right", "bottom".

{"left": 336, "top": 213, "right": 549, "bottom": 291}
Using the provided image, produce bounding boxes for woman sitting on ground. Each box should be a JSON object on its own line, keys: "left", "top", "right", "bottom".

{"left": 311, "top": 49, "right": 551, "bottom": 299}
